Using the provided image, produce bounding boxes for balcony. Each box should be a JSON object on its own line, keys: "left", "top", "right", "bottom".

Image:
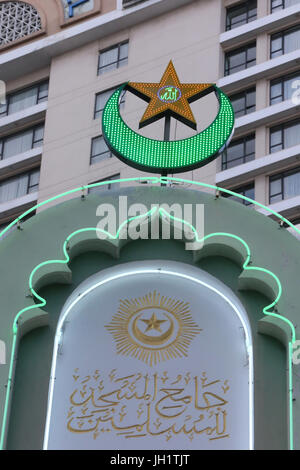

{"left": 0, "top": 146, "right": 42, "bottom": 180}
{"left": 216, "top": 143, "right": 300, "bottom": 188}
{"left": 0, "top": 101, "right": 47, "bottom": 137}
{"left": 233, "top": 98, "right": 300, "bottom": 137}
{"left": 218, "top": 48, "right": 300, "bottom": 93}
{"left": 220, "top": 3, "right": 300, "bottom": 49}
{"left": 258, "top": 194, "right": 300, "bottom": 219}
{"left": 0, "top": 192, "right": 38, "bottom": 224}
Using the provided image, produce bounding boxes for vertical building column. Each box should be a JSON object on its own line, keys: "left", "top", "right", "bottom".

{"left": 255, "top": 126, "right": 267, "bottom": 159}
{"left": 256, "top": 33, "right": 268, "bottom": 64}
{"left": 257, "top": 0, "right": 269, "bottom": 18}
{"left": 255, "top": 174, "right": 268, "bottom": 205}
{"left": 256, "top": 79, "right": 268, "bottom": 111}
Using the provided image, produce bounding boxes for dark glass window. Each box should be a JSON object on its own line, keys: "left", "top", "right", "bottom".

{"left": 88, "top": 174, "right": 120, "bottom": 193}
{"left": 225, "top": 43, "right": 256, "bottom": 76}
{"left": 270, "top": 119, "right": 300, "bottom": 153}
{"left": 226, "top": 1, "right": 257, "bottom": 31}
{"left": 90, "top": 135, "right": 112, "bottom": 164}
{"left": 270, "top": 25, "right": 300, "bottom": 59}
{"left": 223, "top": 183, "right": 255, "bottom": 205}
{"left": 0, "top": 81, "right": 48, "bottom": 118}
{"left": 0, "top": 168, "right": 40, "bottom": 203}
{"left": 0, "top": 124, "right": 44, "bottom": 161}
{"left": 94, "top": 87, "right": 125, "bottom": 119}
{"left": 123, "top": 0, "right": 148, "bottom": 7}
{"left": 270, "top": 70, "right": 300, "bottom": 104}
{"left": 270, "top": 167, "right": 300, "bottom": 203}
{"left": 222, "top": 134, "right": 255, "bottom": 170}
{"left": 271, "top": 0, "right": 300, "bottom": 13}
{"left": 230, "top": 87, "right": 256, "bottom": 117}
{"left": 98, "top": 41, "right": 129, "bottom": 75}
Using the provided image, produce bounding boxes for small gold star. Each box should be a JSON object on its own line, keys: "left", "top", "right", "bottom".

{"left": 140, "top": 313, "right": 166, "bottom": 333}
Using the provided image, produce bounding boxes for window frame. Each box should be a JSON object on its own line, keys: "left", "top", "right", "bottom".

{"left": 229, "top": 87, "right": 256, "bottom": 117}
{"left": 269, "top": 166, "right": 300, "bottom": 203}
{"left": 270, "top": 70, "right": 300, "bottom": 104}
{"left": 0, "top": 123, "right": 45, "bottom": 161}
{"left": 271, "top": 0, "right": 300, "bottom": 13}
{"left": 0, "top": 81, "right": 49, "bottom": 118}
{"left": 0, "top": 167, "right": 40, "bottom": 204}
{"left": 269, "top": 118, "right": 300, "bottom": 153}
{"left": 271, "top": 0, "right": 284, "bottom": 12}
{"left": 225, "top": 0, "right": 257, "bottom": 31}
{"left": 94, "top": 86, "right": 126, "bottom": 119}
{"left": 222, "top": 133, "right": 255, "bottom": 170}
{"left": 224, "top": 42, "right": 256, "bottom": 76}
{"left": 270, "top": 24, "right": 300, "bottom": 59}
{"left": 90, "top": 135, "right": 112, "bottom": 164}
{"left": 97, "top": 40, "right": 129, "bottom": 75}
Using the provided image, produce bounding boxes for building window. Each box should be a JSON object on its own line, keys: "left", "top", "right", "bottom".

{"left": 224, "top": 43, "right": 256, "bottom": 76}
{"left": 230, "top": 87, "right": 256, "bottom": 117}
{"left": 0, "top": 81, "right": 49, "bottom": 117}
{"left": 90, "top": 135, "right": 112, "bottom": 164}
{"left": 269, "top": 167, "right": 300, "bottom": 203}
{"left": 223, "top": 183, "right": 255, "bottom": 205}
{"left": 94, "top": 87, "right": 125, "bottom": 119}
{"left": 270, "top": 70, "right": 300, "bottom": 104}
{"left": 271, "top": 0, "right": 300, "bottom": 13}
{"left": 270, "top": 119, "right": 300, "bottom": 153}
{"left": 0, "top": 124, "right": 44, "bottom": 161}
{"left": 98, "top": 41, "right": 129, "bottom": 75}
{"left": 123, "top": 0, "right": 148, "bottom": 7}
{"left": 88, "top": 174, "right": 120, "bottom": 193}
{"left": 0, "top": 168, "right": 40, "bottom": 203}
{"left": 0, "top": 1, "right": 42, "bottom": 47}
{"left": 226, "top": 0, "right": 257, "bottom": 31}
{"left": 222, "top": 134, "right": 255, "bottom": 170}
{"left": 270, "top": 25, "right": 300, "bottom": 58}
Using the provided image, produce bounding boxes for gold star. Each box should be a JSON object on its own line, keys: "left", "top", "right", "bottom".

{"left": 140, "top": 313, "right": 166, "bottom": 333}
{"left": 126, "top": 60, "right": 214, "bottom": 130}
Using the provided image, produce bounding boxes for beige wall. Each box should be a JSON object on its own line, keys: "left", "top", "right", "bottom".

{"left": 0, "top": 0, "right": 117, "bottom": 52}
{"left": 3, "top": 0, "right": 300, "bottom": 216}
{"left": 37, "top": 0, "right": 223, "bottom": 204}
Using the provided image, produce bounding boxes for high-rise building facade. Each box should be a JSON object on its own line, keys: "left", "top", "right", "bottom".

{"left": 1, "top": 0, "right": 300, "bottom": 232}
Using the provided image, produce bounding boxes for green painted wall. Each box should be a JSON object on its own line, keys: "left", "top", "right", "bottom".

{"left": 7, "top": 248, "right": 287, "bottom": 449}
{"left": 0, "top": 186, "right": 299, "bottom": 449}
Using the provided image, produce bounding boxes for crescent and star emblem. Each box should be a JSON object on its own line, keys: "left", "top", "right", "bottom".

{"left": 106, "top": 291, "right": 202, "bottom": 367}
{"left": 102, "top": 60, "right": 235, "bottom": 174}
{"left": 127, "top": 60, "right": 214, "bottom": 130}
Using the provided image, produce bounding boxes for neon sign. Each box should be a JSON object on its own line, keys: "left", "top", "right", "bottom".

{"left": 102, "top": 61, "right": 235, "bottom": 174}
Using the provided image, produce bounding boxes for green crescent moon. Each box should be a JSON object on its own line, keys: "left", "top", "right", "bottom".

{"left": 102, "top": 83, "right": 235, "bottom": 174}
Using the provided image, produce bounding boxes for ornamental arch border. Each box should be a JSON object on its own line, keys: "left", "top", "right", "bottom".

{"left": 0, "top": 177, "right": 299, "bottom": 449}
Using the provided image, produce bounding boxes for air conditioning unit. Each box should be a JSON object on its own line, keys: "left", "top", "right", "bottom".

{"left": 123, "top": 0, "right": 148, "bottom": 8}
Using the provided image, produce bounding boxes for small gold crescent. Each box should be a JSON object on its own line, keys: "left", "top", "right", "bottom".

{"left": 132, "top": 313, "right": 174, "bottom": 346}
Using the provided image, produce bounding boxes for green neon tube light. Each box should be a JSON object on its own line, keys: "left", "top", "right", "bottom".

{"left": 102, "top": 85, "right": 235, "bottom": 173}
{"left": 0, "top": 177, "right": 297, "bottom": 450}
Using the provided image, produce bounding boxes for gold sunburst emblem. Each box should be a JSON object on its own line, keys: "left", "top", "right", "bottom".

{"left": 105, "top": 291, "right": 202, "bottom": 366}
